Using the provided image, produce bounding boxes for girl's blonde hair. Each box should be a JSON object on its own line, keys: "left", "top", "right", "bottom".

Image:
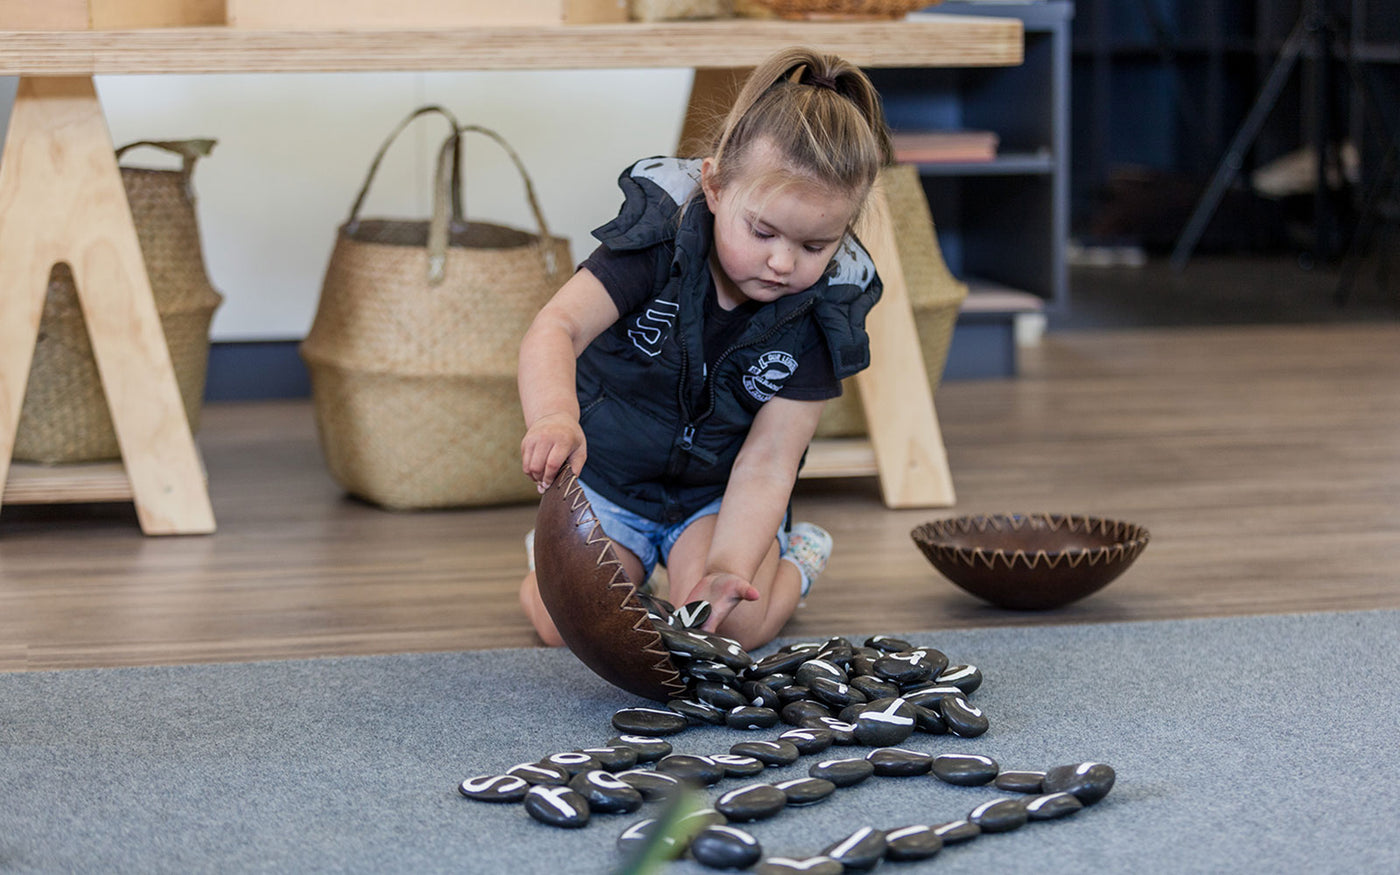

{"left": 710, "top": 47, "right": 893, "bottom": 210}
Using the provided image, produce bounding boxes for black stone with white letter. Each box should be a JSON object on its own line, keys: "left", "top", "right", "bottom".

{"left": 866, "top": 747, "right": 933, "bottom": 777}
{"left": 711, "top": 754, "right": 766, "bottom": 778}
{"left": 852, "top": 697, "right": 916, "bottom": 746}
{"left": 808, "top": 677, "right": 866, "bottom": 709}
{"left": 781, "top": 700, "right": 831, "bottom": 726}
{"left": 611, "top": 707, "right": 688, "bottom": 736}
{"left": 864, "top": 634, "right": 912, "bottom": 653}
{"left": 994, "top": 769, "right": 1046, "bottom": 793}
{"left": 931, "top": 753, "right": 1000, "bottom": 786}
{"left": 608, "top": 735, "right": 672, "bottom": 764}
{"left": 690, "top": 825, "right": 764, "bottom": 870}
{"left": 779, "top": 727, "right": 834, "bottom": 755}
{"left": 726, "top": 706, "right": 780, "bottom": 730}
{"left": 776, "top": 777, "right": 837, "bottom": 806}
{"left": 1042, "top": 762, "right": 1116, "bottom": 805}
{"left": 457, "top": 774, "right": 529, "bottom": 802}
{"left": 575, "top": 745, "right": 638, "bottom": 772}
{"left": 568, "top": 770, "right": 643, "bottom": 814}
{"left": 936, "top": 664, "right": 983, "bottom": 694}
{"left": 932, "top": 820, "right": 981, "bottom": 844}
{"left": 671, "top": 600, "right": 712, "bottom": 629}
{"left": 667, "top": 698, "right": 727, "bottom": 726}
{"left": 1025, "top": 791, "right": 1084, "bottom": 820}
{"left": 695, "top": 682, "right": 748, "bottom": 711}
{"left": 939, "top": 696, "right": 990, "bottom": 738}
{"left": 715, "top": 783, "right": 789, "bottom": 822}
{"left": 883, "top": 825, "right": 944, "bottom": 862}
{"left": 540, "top": 752, "right": 601, "bottom": 776}
{"left": 615, "top": 769, "right": 683, "bottom": 801}
{"left": 655, "top": 754, "right": 725, "bottom": 786}
{"left": 822, "top": 826, "right": 887, "bottom": 871}
{"left": 968, "top": 797, "right": 1028, "bottom": 833}
{"left": 617, "top": 818, "right": 684, "bottom": 860}
{"left": 523, "top": 785, "right": 590, "bottom": 828}
{"left": 730, "top": 740, "right": 800, "bottom": 767}
{"left": 756, "top": 857, "right": 843, "bottom": 875}
{"left": 808, "top": 757, "right": 875, "bottom": 787}
{"left": 505, "top": 762, "right": 569, "bottom": 786}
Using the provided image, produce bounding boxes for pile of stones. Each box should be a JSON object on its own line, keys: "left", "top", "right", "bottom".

{"left": 456, "top": 614, "right": 1117, "bottom": 871}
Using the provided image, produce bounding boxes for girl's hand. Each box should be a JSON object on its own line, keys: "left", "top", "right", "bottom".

{"left": 521, "top": 413, "right": 586, "bottom": 492}
{"left": 685, "top": 572, "right": 760, "bottom": 634}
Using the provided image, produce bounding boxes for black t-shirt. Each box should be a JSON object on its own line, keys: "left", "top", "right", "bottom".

{"left": 580, "top": 243, "right": 842, "bottom": 401}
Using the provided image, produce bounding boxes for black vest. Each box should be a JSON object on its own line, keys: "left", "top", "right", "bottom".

{"left": 576, "top": 157, "right": 882, "bottom": 522}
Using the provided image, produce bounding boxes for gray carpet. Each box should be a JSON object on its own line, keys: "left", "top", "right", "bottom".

{"left": 3, "top": 610, "right": 1399, "bottom": 874}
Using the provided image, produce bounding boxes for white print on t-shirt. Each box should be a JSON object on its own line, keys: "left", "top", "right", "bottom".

{"left": 743, "top": 350, "right": 799, "bottom": 402}
{"left": 628, "top": 299, "right": 679, "bottom": 357}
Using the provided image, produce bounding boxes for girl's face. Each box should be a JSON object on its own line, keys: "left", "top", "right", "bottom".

{"left": 702, "top": 140, "right": 860, "bottom": 310}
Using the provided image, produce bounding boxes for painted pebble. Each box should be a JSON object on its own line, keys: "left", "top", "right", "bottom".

{"left": 505, "top": 762, "right": 569, "bottom": 786}
{"left": 779, "top": 727, "right": 834, "bottom": 755}
{"left": 864, "top": 634, "right": 913, "bottom": 652}
{"left": 852, "top": 697, "right": 916, "bottom": 747}
{"left": 540, "top": 752, "right": 602, "bottom": 776}
{"left": 715, "top": 783, "right": 789, "bottom": 822}
{"left": 749, "top": 649, "right": 813, "bottom": 678}
{"left": 931, "top": 753, "right": 1000, "bottom": 786}
{"left": 873, "top": 652, "right": 935, "bottom": 686}
{"left": 936, "top": 664, "right": 983, "bottom": 694}
{"left": 901, "top": 684, "right": 965, "bottom": 710}
{"left": 730, "top": 739, "right": 801, "bottom": 767}
{"left": 994, "top": 769, "right": 1046, "bottom": 793}
{"left": 883, "top": 824, "right": 944, "bottom": 862}
{"left": 911, "top": 703, "right": 948, "bottom": 735}
{"left": 781, "top": 700, "right": 832, "bottom": 726}
{"left": 457, "top": 774, "right": 528, "bottom": 803}
{"left": 615, "top": 769, "right": 683, "bottom": 801}
{"left": 775, "top": 776, "right": 837, "bottom": 806}
{"left": 1025, "top": 791, "right": 1084, "bottom": 820}
{"left": 608, "top": 735, "right": 672, "bottom": 763}
{"left": 655, "top": 754, "right": 725, "bottom": 786}
{"left": 568, "top": 770, "right": 643, "bottom": 814}
{"left": 522, "top": 785, "right": 590, "bottom": 828}
{"left": 808, "top": 757, "right": 875, "bottom": 788}
{"left": 1042, "top": 762, "right": 1117, "bottom": 805}
{"left": 611, "top": 707, "right": 688, "bottom": 736}
{"left": 617, "top": 818, "right": 683, "bottom": 860}
{"left": 668, "top": 697, "right": 727, "bottom": 726}
{"left": 807, "top": 677, "right": 866, "bottom": 709}
{"left": 809, "top": 717, "right": 857, "bottom": 745}
{"left": 756, "top": 857, "right": 843, "bottom": 875}
{"left": 726, "top": 705, "right": 781, "bottom": 730}
{"left": 690, "top": 825, "right": 764, "bottom": 870}
{"left": 822, "top": 826, "right": 887, "bottom": 871}
{"left": 849, "top": 675, "right": 900, "bottom": 701}
{"left": 711, "top": 754, "right": 766, "bottom": 778}
{"left": 575, "top": 745, "right": 637, "bottom": 772}
{"left": 968, "top": 797, "right": 1028, "bottom": 833}
{"left": 795, "top": 658, "right": 847, "bottom": 688}
{"left": 932, "top": 820, "right": 981, "bottom": 844}
{"left": 775, "top": 684, "right": 814, "bottom": 706}
{"left": 695, "top": 681, "right": 748, "bottom": 711}
{"left": 741, "top": 680, "right": 782, "bottom": 710}
{"left": 866, "top": 747, "right": 933, "bottom": 777}
{"left": 939, "top": 696, "right": 990, "bottom": 738}
{"left": 658, "top": 627, "right": 723, "bottom": 663}
{"left": 671, "top": 600, "right": 712, "bottom": 629}
{"left": 684, "top": 660, "right": 738, "bottom": 685}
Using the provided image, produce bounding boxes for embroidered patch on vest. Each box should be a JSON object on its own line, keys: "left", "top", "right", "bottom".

{"left": 743, "top": 350, "right": 799, "bottom": 402}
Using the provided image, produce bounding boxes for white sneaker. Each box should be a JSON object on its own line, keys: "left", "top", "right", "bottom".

{"left": 783, "top": 521, "right": 833, "bottom": 597}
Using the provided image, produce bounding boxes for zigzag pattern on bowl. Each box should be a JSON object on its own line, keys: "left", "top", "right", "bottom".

{"left": 559, "top": 471, "right": 687, "bottom": 699}
{"left": 917, "top": 514, "right": 1150, "bottom": 571}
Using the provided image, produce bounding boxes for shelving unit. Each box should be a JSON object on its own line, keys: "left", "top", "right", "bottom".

{"left": 870, "top": 2, "right": 1071, "bottom": 375}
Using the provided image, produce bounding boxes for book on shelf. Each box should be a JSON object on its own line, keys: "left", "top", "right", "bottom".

{"left": 892, "top": 130, "right": 1000, "bottom": 164}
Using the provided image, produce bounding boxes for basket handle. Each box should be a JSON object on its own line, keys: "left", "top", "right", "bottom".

{"left": 115, "top": 139, "right": 217, "bottom": 197}
{"left": 345, "top": 105, "right": 464, "bottom": 233}
{"left": 425, "top": 124, "right": 559, "bottom": 286}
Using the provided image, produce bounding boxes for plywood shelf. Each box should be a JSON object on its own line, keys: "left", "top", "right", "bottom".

{"left": 0, "top": 17, "right": 1022, "bottom": 75}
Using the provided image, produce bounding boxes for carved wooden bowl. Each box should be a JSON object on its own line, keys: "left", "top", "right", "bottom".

{"left": 911, "top": 513, "right": 1150, "bottom": 611}
{"left": 533, "top": 465, "right": 687, "bottom": 702}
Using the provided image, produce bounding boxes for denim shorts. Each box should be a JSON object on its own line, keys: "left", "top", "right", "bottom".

{"left": 576, "top": 478, "right": 787, "bottom": 580}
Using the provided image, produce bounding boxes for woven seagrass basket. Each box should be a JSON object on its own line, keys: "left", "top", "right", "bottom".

{"left": 736, "top": 0, "right": 935, "bottom": 18}
{"left": 815, "top": 163, "right": 967, "bottom": 438}
{"left": 13, "top": 140, "right": 223, "bottom": 464}
{"left": 300, "top": 108, "right": 571, "bottom": 509}
{"left": 630, "top": 0, "right": 731, "bottom": 19}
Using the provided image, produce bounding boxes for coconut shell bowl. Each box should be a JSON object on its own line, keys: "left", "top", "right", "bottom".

{"left": 910, "top": 513, "right": 1150, "bottom": 611}
{"left": 533, "top": 465, "right": 687, "bottom": 702}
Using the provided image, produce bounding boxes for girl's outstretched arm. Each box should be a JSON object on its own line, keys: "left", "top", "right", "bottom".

{"left": 678, "top": 397, "right": 825, "bottom": 646}
{"left": 518, "top": 268, "right": 620, "bottom": 491}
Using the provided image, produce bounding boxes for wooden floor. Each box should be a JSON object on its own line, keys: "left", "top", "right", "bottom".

{"left": 2, "top": 322, "right": 1398, "bottom": 672}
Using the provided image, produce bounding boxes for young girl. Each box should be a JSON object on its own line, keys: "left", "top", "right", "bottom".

{"left": 518, "top": 46, "right": 893, "bottom": 651}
